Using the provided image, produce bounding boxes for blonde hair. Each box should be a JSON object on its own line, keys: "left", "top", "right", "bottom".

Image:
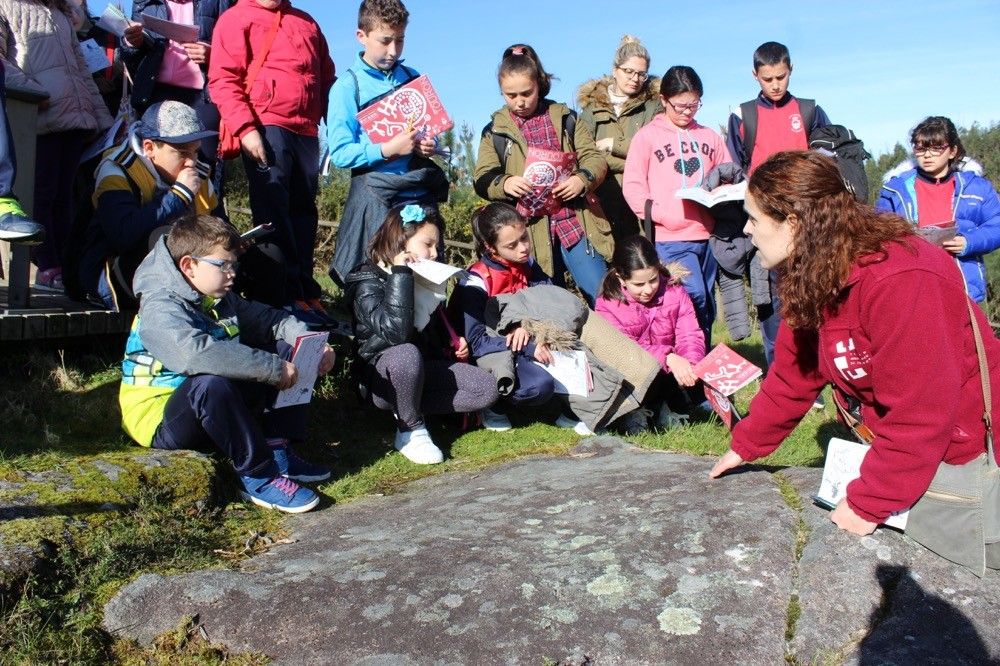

{"left": 613, "top": 35, "right": 649, "bottom": 71}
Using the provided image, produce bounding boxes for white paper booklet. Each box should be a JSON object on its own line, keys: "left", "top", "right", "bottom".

{"left": 675, "top": 181, "right": 747, "bottom": 208}
{"left": 140, "top": 12, "right": 199, "bottom": 43}
{"left": 815, "top": 437, "right": 909, "bottom": 530}
{"left": 96, "top": 4, "right": 131, "bottom": 38}
{"left": 408, "top": 260, "right": 463, "bottom": 286}
{"left": 533, "top": 350, "right": 591, "bottom": 397}
{"left": 79, "top": 38, "right": 112, "bottom": 74}
{"left": 273, "top": 332, "right": 328, "bottom": 409}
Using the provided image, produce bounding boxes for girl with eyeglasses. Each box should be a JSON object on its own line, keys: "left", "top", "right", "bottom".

{"left": 576, "top": 35, "right": 661, "bottom": 240}
{"left": 622, "top": 66, "right": 733, "bottom": 343}
{"left": 877, "top": 116, "right": 1000, "bottom": 304}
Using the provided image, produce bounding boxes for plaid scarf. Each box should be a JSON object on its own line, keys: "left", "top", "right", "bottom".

{"left": 512, "top": 107, "right": 585, "bottom": 250}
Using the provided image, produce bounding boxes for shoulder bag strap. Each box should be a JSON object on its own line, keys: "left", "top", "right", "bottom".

{"left": 245, "top": 10, "right": 282, "bottom": 94}
{"left": 966, "top": 298, "right": 995, "bottom": 460}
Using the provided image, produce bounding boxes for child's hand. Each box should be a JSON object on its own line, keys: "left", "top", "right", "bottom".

{"left": 318, "top": 344, "right": 336, "bottom": 375}
{"left": 415, "top": 136, "right": 436, "bottom": 157}
{"left": 176, "top": 165, "right": 202, "bottom": 193}
{"left": 240, "top": 129, "right": 268, "bottom": 167}
{"left": 181, "top": 41, "right": 211, "bottom": 65}
{"left": 123, "top": 22, "right": 144, "bottom": 47}
{"left": 392, "top": 250, "right": 415, "bottom": 266}
{"left": 503, "top": 176, "right": 533, "bottom": 198}
{"left": 533, "top": 343, "right": 553, "bottom": 365}
{"left": 666, "top": 353, "right": 698, "bottom": 387}
{"left": 277, "top": 360, "right": 299, "bottom": 390}
{"left": 454, "top": 336, "right": 469, "bottom": 361}
{"left": 505, "top": 326, "right": 530, "bottom": 352}
{"left": 552, "top": 175, "right": 586, "bottom": 201}
{"left": 381, "top": 128, "right": 418, "bottom": 159}
{"left": 942, "top": 235, "right": 967, "bottom": 256}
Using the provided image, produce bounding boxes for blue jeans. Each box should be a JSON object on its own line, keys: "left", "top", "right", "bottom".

{"left": 655, "top": 240, "right": 717, "bottom": 343}
{"left": 552, "top": 238, "right": 608, "bottom": 306}
{"left": 758, "top": 296, "right": 781, "bottom": 369}
{"left": 0, "top": 62, "right": 14, "bottom": 198}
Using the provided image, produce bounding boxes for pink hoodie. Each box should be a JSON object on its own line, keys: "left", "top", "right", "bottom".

{"left": 622, "top": 115, "right": 732, "bottom": 242}
{"left": 595, "top": 278, "right": 705, "bottom": 372}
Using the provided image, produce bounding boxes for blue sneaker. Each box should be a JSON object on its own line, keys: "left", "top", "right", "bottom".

{"left": 272, "top": 444, "right": 331, "bottom": 483}
{"left": 239, "top": 475, "right": 319, "bottom": 513}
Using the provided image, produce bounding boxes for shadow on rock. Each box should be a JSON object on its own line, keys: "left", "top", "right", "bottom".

{"left": 857, "top": 564, "right": 995, "bottom": 665}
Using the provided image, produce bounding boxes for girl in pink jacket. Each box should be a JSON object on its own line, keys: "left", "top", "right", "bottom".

{"left": 623, "top": 66, "right": 732, "bottom": 344}
{"left": 596, "top": 234, "right": 706, "bottom": 428}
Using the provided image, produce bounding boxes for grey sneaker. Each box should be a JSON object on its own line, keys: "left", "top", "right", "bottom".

{"left": 0, "top": 211, "right": 44, "bottom": 245}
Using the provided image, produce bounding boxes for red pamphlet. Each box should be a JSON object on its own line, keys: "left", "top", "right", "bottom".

{"left": 693, "top": 343, "right": 762, "bottom": 397}
{"left": 703, "top": 385, "right": 742, "bottom": 430}
{"left": 356, "top": 75, "right": 453, "bottom": 144}
{"left": 517, "top": 147, "right": 576, "bottom": 218}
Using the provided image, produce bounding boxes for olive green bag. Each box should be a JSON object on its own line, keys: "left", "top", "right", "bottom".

{"left": 905, "top": 300, "right": 1000, "bottom": 577}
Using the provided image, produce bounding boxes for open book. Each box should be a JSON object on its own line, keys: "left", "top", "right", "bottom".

{"left": 675, "top": 181, "right": 747, "bottom": 208}
{"left": 814, "top": 437, "right": 909, "bottom": 530}
{"left": 356, "top": 75, "right": 453, "bottom": 144}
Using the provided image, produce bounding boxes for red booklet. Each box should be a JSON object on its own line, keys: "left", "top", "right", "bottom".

{"left": 693, "top": 343, "right": 762, "bottom": 397}
{"left": 517, "top": 147, "right": 576, "bottom": 218}
{"left": 356, "top": 74, "right": 453, "bottom": 144}
{"left": 703, "top": 385, "right": 742, "bottom": 430}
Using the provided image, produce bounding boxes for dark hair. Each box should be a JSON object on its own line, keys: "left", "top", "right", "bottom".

{"left": 358, "top": 0, "right": 408, "bottom": 32}
{"left": 471, "top": 202, "right": 526, "bottom": 256}
{"left": 368, "top": 203, "right": 441, "bottom": 265}
{"left": 598, "top": 235, "right": 667, "bottom": 302}
{"left": 752, "top": 41, "right": 791, "bottom": 71}
{"left": 659, "top": 65, "right": 703, "bottom": 99}
{"left": 498, "top": 44, "right": 554, "bottom": 99}
{"left": 748, "top": 151, "right": 913, "bottom": 330}
{"left": 911, "top": 116, "right": 966, "bottom": 171}
{"left": 167, "top": 214, "right": 241, "bottom": 263}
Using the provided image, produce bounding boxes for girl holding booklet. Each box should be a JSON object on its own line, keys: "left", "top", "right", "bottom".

{"left": 473, "top": 44, "right": 612, "bottom": 305}
{"left": 595, "top": 235, "right": 706, "bottom": 429}
{"left": 622, "top": 66, "right": 733, "bottom": 344}
{"left": 453, "top": 202, "right": 593, "bottom": 435}
{"left": 710, "top": 151, "right": 1000, "bottom": 572}
{"left": 876, "top": 116, "right": 1000, "bottom": 304}
{"left": 344, "top": 203, "right": 498, "bottom": 465}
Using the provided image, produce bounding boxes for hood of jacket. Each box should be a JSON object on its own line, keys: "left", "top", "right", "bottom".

{"left": 576, "top": 75, "right": 661, "bottom": 114}
{"left": 133, "top": 235, "right": 202, "bottom": 304}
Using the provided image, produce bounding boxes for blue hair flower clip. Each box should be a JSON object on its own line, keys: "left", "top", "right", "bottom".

{"left": 400, "top": 204, "right": 426, "bottom": 225}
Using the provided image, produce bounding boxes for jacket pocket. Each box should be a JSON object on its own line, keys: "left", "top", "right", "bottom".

{"left": 250, "top": 77, "right": 275, "bottom": 111}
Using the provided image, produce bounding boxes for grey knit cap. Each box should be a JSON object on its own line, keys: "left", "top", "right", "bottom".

{"left": 137, "top": 100, "right": 217, "bottom": 143}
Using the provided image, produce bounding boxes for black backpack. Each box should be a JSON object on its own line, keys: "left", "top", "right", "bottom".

{"left": 808, "top": 125, "right": 872, "bottom": 202}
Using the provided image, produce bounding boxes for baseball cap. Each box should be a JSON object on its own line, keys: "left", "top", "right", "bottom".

{"left": 137, "top": 100, "right": 218, "bottom": 144}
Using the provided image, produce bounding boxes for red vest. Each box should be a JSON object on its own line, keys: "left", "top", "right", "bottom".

{"left": 748, "top": 98, "right": 809, "bottom": 174}
{"left": 468, "top": 259, "right": 531, "bottom": 297}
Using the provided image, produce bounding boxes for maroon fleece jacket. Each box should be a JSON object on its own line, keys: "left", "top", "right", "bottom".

{"left": 732, "top": 237, "right": 1000, "bottom": 522}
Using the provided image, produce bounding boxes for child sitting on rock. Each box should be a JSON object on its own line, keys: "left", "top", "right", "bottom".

{"left": 119, "top": 214, "right": 335, "bottom": 513}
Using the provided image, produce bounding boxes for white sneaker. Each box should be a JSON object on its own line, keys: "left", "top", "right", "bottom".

{"left": 555, "top": 414, "right": 595, "bottom": 436}
{"left": 481, "top": 408, "right": 512, "bottom": 432}
{"left": 656, "top": 405, "right": 690, "bottom": 429}
{"left": 393, "top": 427, "right": 444, "bottom": 464}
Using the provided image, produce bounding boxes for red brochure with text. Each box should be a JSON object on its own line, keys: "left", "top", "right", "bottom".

{"left": 517, "top": 147, "right": 576, "bottom": 218}
{"left": 356, "top": 75, "right": 453, "bottom": 144}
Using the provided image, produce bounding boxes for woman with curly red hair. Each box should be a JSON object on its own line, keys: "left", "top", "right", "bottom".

{"left": 709, "top": 150, "right": 1000, "bottom": 554}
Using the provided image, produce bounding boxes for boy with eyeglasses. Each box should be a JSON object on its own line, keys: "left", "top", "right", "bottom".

{"left": 80, "top": 101, "right": 218, "bottom": 310}
{"left": 119, "top": 213, "right": 336, "bottom": 513}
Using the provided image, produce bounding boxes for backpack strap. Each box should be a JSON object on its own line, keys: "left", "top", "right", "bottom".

{"left": 347, "top": 69, "right": 360, "bottom": 109}
{"left": 739, "top": 100, "right": 758, "bottom": 169}
{"left": 797, "top": 98, "right": 816, "bottom": 134}
{"left": 643, "top": 199, "right": 654, "bottom": 241}
{"left": 563, "top": 108, "right": 577, "bottom": 147}
{"left": 357, "top": 63, "right": 420, "bottom": 112}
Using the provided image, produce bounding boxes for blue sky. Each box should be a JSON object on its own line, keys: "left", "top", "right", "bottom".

{"left": 126, "top": 0, "right": 1000, "bottom": 156}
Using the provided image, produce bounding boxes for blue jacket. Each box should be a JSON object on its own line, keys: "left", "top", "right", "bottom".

{"left": 122, "top": 0, "right": 235, "bottom": 110}
{"left": 325, "top": 53, "right": 419, "bottom": 174}
{"left": 876, "top": 169, "right": 1000, "bottom": 302}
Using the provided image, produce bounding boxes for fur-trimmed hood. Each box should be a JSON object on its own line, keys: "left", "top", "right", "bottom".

{"left": 576, "top": 75, "right": 661, "bottom": 113}
{"left": 662, "top": 260, "right": 689, "bottom": 286}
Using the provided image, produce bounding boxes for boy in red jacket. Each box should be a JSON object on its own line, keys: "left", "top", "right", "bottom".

{"left": 208, "top": 0, "right": 335, "bottom": 325}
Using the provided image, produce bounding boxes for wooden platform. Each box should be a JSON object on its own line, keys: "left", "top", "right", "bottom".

{"left": 0, "top": 286, "right": 135, "bottom": 341}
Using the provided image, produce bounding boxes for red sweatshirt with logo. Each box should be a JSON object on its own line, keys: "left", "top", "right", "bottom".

{"left": 731, "top": 237, "right": 1000, "bottom": 523}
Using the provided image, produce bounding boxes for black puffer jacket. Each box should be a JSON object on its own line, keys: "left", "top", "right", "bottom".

{"left": 345, "top": 261, "right": 454, "bottom": 365}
